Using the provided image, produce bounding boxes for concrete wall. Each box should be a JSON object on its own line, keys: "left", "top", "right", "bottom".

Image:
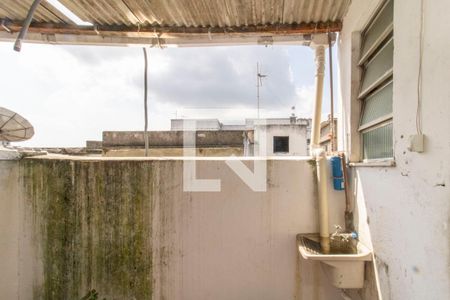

{"left": 103, "top": 131, "right": 245, "bottom": 148}
{"left": 0, "top": 161, "right": 20, "bottom": 299}
{"left": 338, "top": 0, "right": 450, "bottom": 299}
{"left": 0, "top": 156, "right": 347, "bottom": 300}
{"left": 103, "top": 147, "right": 244, "bottom": 157}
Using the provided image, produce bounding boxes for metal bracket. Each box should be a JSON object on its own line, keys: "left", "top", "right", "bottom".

{"left": 1, "top": 19, "right": 12, "bottom": 33}
{"left": 257, "top": 36, "right": 273, "bottom": 46}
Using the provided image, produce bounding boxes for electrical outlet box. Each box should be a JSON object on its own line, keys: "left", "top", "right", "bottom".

{"left": 408, "top": 134, "right": 425, "bottom": 153}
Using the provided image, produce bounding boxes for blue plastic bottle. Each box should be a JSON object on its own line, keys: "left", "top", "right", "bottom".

{"left": 330, "top": 156, "right": 345, "bottom": 190}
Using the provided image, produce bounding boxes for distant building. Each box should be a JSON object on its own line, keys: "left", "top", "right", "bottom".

{"left": 319, "top": 115, "right": 338, "bottom": 154}
{"left": 170, "top": 119, "right": 224, "bottom": 131}
{"left": 102, "top": 116, "right": 311, "bottom": 157}
{"left": 102, "top": 130, "right": 245, "bottom": 157}
{"left": 244, "top": 117, "right": 311, "bottom": 156}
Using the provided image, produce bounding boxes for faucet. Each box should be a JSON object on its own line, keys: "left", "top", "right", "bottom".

{"left": 331, "top": 225, "right": 358, "bottom": 242}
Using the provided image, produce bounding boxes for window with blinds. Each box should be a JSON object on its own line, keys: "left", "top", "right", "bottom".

{"left": 358, "top": 0, "right": 394, "bottom": 160}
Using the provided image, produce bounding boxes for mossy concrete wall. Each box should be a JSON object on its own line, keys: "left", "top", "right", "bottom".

{"left": 21, "top": 159, "right": 154, "bottom": 300}
{"left": 1, "top": 157, "right": 346, "bottom": 299}
{"left": 0, "top": 161, "right": 20, "bottom": 299}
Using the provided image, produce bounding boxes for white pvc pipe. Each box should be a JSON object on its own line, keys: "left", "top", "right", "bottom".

{"left": 310, "top": 44, "right": 330, "bottom": 253}
{"left": 310, "top": 45, "right": 326, "bottom": 151}
{"left": 315, "top": 149, "right": 330, "bottom": 253}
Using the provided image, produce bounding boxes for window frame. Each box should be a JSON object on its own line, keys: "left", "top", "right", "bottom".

{"left": 357, "top": 0, "right": 394, "bottom": 162}
{"left": 358, "top": 79, "right": 393, "bottom": 131}
{"left": 273, "top": 136, "right": 289, "bottom": 154}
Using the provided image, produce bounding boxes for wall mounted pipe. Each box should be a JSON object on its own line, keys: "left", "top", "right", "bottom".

{"left": 339, "top": 152, "right": 354, "bottom": 231}
{"left": 315, "top": 149, "right": 330, "bottom": 253}
{"left": 310, "top": 44, "right": 330, "bottom": 253}
{"left": 328, "top": 32, "right": 336, "bottom": 152}
{"left": 310, "top": 45, "right": 326, "bottom": 152}
{"left": 13, "top": 0, "right": 43, "bottom": 52}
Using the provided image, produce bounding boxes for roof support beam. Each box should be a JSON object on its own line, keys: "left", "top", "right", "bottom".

{"left": 0, "top": 19, "right": 341, "bottom": 37}
{"left": 0, "top": 30, "right": 328, "bottom": 47}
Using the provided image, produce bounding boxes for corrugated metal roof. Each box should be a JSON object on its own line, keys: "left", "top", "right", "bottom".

{"left": 0, "top": 0, "right": 67, "bottom": 23}
{"left": 0, "top": 0, "right": 350, "bottom": 47}
{"left": 1, "top": 0, "right": 351, "bottom": 27}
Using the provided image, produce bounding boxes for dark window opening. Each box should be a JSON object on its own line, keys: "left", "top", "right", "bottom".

{"left": 273, "top": 136, "right": 289, "bottom": 153}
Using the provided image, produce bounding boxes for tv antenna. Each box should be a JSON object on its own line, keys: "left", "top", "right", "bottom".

{"left": 256, "top": 62, "right": 267, "bottom": 119}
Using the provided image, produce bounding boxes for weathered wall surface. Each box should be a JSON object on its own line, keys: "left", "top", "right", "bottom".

{"left": 103, "top": 147, "right": 244, "bottom": 157}
{"left": 0, "top": 161, "right": 20, "bottom": 300}
{"left": 339, "top": 0, "right": 450, "bottom": 299}
{"left": 2, "top": 157, "right": 346, "bottom": 300}
{"left": 21, "top": 159, "right": 154, "bottom": 300}
{"left": 102, "top": 131, "right": 245, "bottom": 148}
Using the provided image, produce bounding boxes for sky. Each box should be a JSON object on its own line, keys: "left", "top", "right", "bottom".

{"left": 0, "top": 42, "right": 339, "bottom": 147}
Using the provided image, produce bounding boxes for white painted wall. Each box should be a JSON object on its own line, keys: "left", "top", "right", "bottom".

{"left": 151, "top": 158, "right": 345, "bottom": 300}
{"left": 338, "top": 0, "right": 450, "bottom": 299}
{"left": 254, "top": 125, "right": 308, "bottom": 156}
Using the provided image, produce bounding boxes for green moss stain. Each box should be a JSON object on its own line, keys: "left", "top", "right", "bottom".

{"left": 22, "top": 159, "right": 153, "bottom": 300}
{"left": 306, "top": 158, "right": 317, "bottom": 169}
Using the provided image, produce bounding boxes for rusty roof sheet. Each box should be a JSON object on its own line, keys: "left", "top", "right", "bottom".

{"left": 0, "top": 0, "right": 69, "bottom": 23}
{"left": 0, "top": 0, "right": 351, "bottom": 27}
{"left": 0, "top": 0, "right": 350, "bottom": 47}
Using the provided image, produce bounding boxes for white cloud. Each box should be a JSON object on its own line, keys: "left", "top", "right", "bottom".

{"left": 295, "top": 85, "right": 315, "bottom": 118}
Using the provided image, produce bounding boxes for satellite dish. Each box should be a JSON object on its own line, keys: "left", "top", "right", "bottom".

{"left": 0, "top": 107, "right": 34, "bottom": 142}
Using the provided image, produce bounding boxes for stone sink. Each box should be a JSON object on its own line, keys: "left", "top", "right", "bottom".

{"left": 297, "top": 233, "right": 372, "bottom": 289}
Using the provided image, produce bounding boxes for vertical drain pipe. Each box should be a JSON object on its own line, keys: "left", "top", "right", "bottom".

{"left": 310, "top": 45, "right": 326, "bottom": 151}
{"left": 328, "top": 32, "right": 336, "bottom": 152}
{"left": 316, "top": 151, "right": 330, "bottom": 253}
{"left": 310, "top": 44, "right": 330, "bottom": 254}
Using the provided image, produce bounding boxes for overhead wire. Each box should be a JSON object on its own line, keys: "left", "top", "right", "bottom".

{"left": 143, "top": 47, "right": 149, "bottom": 156}
{"left": 416, "top": 0, "right": 425, "bottom": 135}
